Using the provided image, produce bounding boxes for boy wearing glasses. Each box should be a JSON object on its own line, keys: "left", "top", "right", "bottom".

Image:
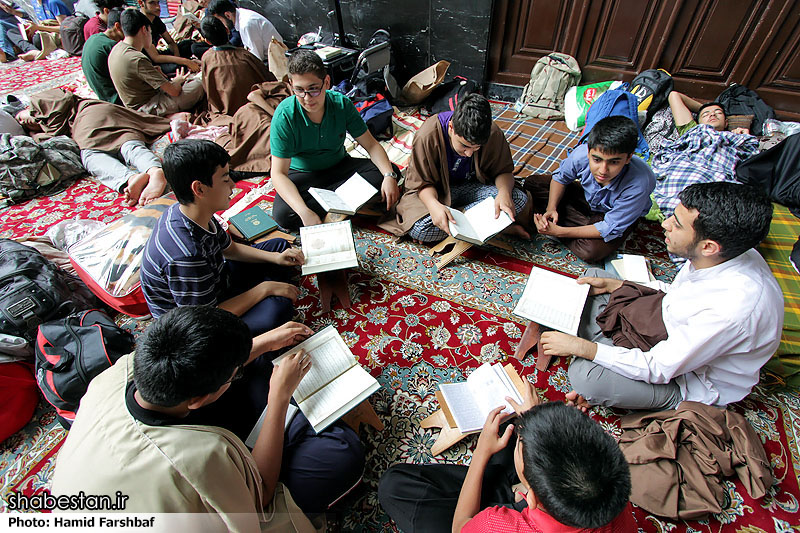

{"left": 52, "top": 306, "right": 366, "bottom": 522}
{"left": 270, "top": 49, "right": 401, "bottom": 229}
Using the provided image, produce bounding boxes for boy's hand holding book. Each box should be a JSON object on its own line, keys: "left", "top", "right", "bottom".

{"left": 474, "top": 406, "right": 515, "bottom": 461}
{"left": 506, "top": 379, "right": 540, "bottom": 415}
{"left": 275, "top": 247, "right": 304, "bottom": 267}
{"left": 269, "top": 349, "right": 312, "bottom": 405}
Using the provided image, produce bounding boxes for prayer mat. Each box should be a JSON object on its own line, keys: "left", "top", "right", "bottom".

{"left": 0, "top": 56, "right": 83, "bottom": 97}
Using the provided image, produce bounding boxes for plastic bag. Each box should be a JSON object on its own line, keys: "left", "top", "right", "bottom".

{"left": 564, "top": 80, "right": 623, "bottom": 131}
{"left": 45, "top": 219, "right": 105, "bottom": 251}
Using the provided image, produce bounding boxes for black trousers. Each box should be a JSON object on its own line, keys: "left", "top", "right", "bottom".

{"left": 272, "top": 155, "right": 400, "bottom": 230}
{"left": 377, "top": 437, "right": 523, "bottom": 533}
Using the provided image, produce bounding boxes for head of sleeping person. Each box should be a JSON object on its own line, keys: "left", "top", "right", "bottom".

{"left": 696, "top": 101, "right": 727, "bottom": 131}
{"left": 200, "top": 15, "right": 229, "bottom": 46}
{"left": 162, "top": 139, "right": 232, "bottom": 211}
{"left": 287, "top": 50, "right": 329, "bottom": 116}
{"left": 134, "top": 306, "right": 251, "bottom": 409}
{"left": 584, "top": 115, "right": 638, "bottom": 187}
{"left": 447, "top": 93, "right": 492, "bottom": 158}
{"left": 514, "top": 402, "right": 631, "bottom": 529}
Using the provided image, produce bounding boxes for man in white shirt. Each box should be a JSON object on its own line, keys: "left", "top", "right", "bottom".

{"left": 539, "top": 182, "right": 784, "bottom": 410}
{"left": 207, "top": 0, "right": 281, "bottom": 62}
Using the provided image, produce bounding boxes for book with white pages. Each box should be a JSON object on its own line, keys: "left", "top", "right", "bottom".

{"left": 447, "top": 196, "right": 513, "bottom": 245}
{"left": 512, "top": 266, "right": 591, "bottom": 336}
{"left": 437, "top": 363, "right": 524, "bottom": 434}
{"left": 605, "top": 254, "right": 655, "bottom": 283}
{"left": 308, "top": 172, "right": 378, "bottom": 215}
{"left": 272, "top": 325, "right": 380, "bottom": 433}
{"left": 300, "top": 220, "right": 359, "bottom": 275}
{"left": 245, "top": 404, "right": 299, "bottom": 448}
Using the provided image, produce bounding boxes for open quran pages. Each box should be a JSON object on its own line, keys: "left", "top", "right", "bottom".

{"left": 513, "top": 266, "right": 590, "bottom": 335}
{"left": 300, "top": 220, "right": 359, "bottom": 275}
{"left": 447, "top": 196, "right": 513, "bottom": 245}
{"left": 308, "top": 173, "right": 378, "bottom": 216}
{"left": 272, "top": 326, "right": 380, "bottom": 433}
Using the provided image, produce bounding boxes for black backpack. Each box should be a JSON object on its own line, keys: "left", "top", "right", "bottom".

{"left": 426, "top": 76, "right": 479, "bottom": 114}
{"left": 716, "top": 84, "right": 776, "bottom": 136}
{"left": 0, "top": 239, "right": 99, "bottom": 343}
{"left": 629, "top": 69, "right": 673, "bottom": 126}
{"left": 35, "top": 309, "right": 134, "bottom": 428}
{"left": 59, "top": 14, "right": 89, "bottom": 56}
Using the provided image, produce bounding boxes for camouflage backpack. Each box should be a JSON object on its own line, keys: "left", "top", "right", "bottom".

{"left": 516, "top": 52, "right": 581, "bottom": 120}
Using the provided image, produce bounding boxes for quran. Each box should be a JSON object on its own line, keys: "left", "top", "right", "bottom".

{"left": 228, "top": 206, "right": 278, "bottom": 241}
{"left": 300, "top": 220, "right": 359, "bottom": 275}
{"left": 513, "top": 266, "right": 590, "bottom": 335}
{"left": 273, "top": 326, "right": 380, "bottom": 433}
{"left": 447, "top": 196, "right": 513, "bottom": 245}
{"left": 308, "top": 173, "right": 378, "bottom": 216}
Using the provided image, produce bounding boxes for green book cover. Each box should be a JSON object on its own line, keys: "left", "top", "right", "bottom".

{"left": 229, "top": 206, "right": 278, "bottom": 241}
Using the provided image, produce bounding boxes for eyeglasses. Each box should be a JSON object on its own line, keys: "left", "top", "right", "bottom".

{"left": 293, "top": 85, "right": 323, "bottom": 98}
{"left": 224, "top": 365, "right": 245, "bottom": 385}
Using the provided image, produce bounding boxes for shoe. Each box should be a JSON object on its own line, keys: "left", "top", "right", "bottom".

{"left": 0, "top": 94, "right": 29, "bottom": 115}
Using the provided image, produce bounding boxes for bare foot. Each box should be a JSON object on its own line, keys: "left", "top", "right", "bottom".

{"left": 137, "top": 168, "right": 167, "bottom": 206}
{"left": 123, "top": 172, "right": 150, "bottom": 206}
{"left": 565, "top": 390, "right": 591, "bottom": 413}
{"left": 502, "top": 223, "right": 531, "bottom": 240}
{"left": 19, "top": 50, "right": 38, "bottom": 61}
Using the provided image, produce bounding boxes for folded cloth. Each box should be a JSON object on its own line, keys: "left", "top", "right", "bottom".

{"left": 619, "top": 401, "right": 774, "bottom": 520}
{"left": 595, "top": 281, "right": 667, "bottom": 350}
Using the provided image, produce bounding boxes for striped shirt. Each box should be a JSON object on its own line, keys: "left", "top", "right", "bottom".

{"left": 140, "top": 204, "right": 232, "bottom": 318}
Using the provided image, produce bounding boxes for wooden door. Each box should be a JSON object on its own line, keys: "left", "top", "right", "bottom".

{"left": 487, "top": 0, "right": 800, "bottom": 120}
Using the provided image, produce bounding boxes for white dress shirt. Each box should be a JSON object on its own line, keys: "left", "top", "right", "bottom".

{"left": 234, "top": 7, "right": 282, "bottom": 61}
{"left": 593, "top": 248, "right": 784, "bottom": 406}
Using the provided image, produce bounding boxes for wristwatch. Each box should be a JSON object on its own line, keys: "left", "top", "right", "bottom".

{"left": 383, "top": 171, "right": 398, "bottom": 180}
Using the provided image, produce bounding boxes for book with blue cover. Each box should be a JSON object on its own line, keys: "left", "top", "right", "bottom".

{"left": 229, "top": 206, "right": 278, "bottom": 241}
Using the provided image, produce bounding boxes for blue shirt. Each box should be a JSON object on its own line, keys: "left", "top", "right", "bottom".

{"left": 34, "top": 0, "right": 72, "bottom": 20}
{"left": 553, "top": 144, "right": 656, "bottom": 241}
{"left": 140, "top": 204, "right": 232, "bottom": 319}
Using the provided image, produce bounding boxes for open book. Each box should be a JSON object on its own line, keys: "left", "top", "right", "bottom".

{"left": 513, "top": 266, "right": 591, "bottom": 335}
{"left": 437, "top": 363, "right": 524, "bottom": 433}
{"left": 308, "top": 173, "right": 378, "bottom": 216}
{"left": 447, "top": 196, "right": 513, "bottom": 245}
{"left": 300, "top": 220, "right": 359, "bottom": 275}
{"left": 272, "top": 326, "right": 380, "bottom": 433}
{"left": 604, "top": 254, "right": 654, "bottom": 283}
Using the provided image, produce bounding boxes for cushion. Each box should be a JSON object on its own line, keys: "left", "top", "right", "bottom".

{"left": 727, "top": 114, "right": 753, "bottom": 132}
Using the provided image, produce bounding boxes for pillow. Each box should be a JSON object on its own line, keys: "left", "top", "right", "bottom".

{"left": 727, "top": 114, "right": 753, "bottom": 132}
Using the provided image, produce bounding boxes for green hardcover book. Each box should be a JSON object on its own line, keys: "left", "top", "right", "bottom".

{"left": 229, "top": 206, "right": 278, "bottom": 241}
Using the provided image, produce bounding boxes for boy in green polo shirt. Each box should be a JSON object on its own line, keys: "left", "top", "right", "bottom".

{"left": 270, "top": 49, "right": 401, "bottom": 229}
{"left": 81, "top": 7, "right": 123, "bottom": 104}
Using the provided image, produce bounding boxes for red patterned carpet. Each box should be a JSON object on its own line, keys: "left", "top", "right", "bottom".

{"left": 1, "top": 60, "right": 798, "bottom": 532}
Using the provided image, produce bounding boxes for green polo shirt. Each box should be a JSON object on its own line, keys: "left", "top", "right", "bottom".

{"left": 81, "top": 33, "right": 120, "bottom": 105}
{"left": 270, "top": 90, "right": 368, "bottom": 171}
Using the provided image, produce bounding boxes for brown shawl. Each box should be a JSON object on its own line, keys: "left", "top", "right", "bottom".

{"left": 378, "top": 114, "right": 514, "bottom": 235}
{"left": 72, "top": 100, "right": 173, "bottom": 152}
{"left": 28, "top": 89, "right": 79, "bottom": 141}
{"left": 171, "top": 0, "right": 202, "bottom": 41}
{"left": 202, "top": 46, "right": 274, "bottom": 116}
{"left": 619, "top": 401, "right": 773, "bottom": 520}
{"left": 595, "top": 281, "right": 668, "bottom": 350}
{"left": 212, "top": 81, "right": 291, "bottom": 173}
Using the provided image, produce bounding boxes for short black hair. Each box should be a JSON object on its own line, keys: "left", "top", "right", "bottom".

{"left": 450, "top": 93, "right": 492, "bottom": 146}
{"left": 120, "top": 8, "right": 151, "bottom": 37}
{"left": 207, "top": 0, "right": 236, "bottom": 17}
{"left": 516, "top": 402, "right": 631, "bottom": 528}
{"left": 162, "top": 139, "right": 231, "bottom": 205}
{"left": 200, "top": 15, "right": 228, "bottom": 46}
{"left": 288, "top": 49, "right": 326, "bottom": 81}
{"left": 134, "top": 306, "right": 251, "bottom": 407}
{"left": 586, "top": 115, "right": 638, "bottom": 155}
{"left": 107, "top": 7, "right": 123, "bottom": 28}
{"left": 96, "top": 0, "right": 125, "bottom": 10}
{"left": 679, "top": 182, "right": 772, "bottom": 260}
{"left": 697, "top": 101, "right": 726, "bottom": 121}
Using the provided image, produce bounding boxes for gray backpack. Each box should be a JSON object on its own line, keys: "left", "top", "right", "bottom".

{"left": 516, "top": 52, "right": 581, "bottom": 120}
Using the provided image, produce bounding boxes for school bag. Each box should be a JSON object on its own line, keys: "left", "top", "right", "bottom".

{"left": 578, "top": 89, "right": 650, "bottom": 161}
{"left": 716, "top": 84, "right": 776, "bottom": 136}
{"left": 516, "top": 52, "right": 581, "bottom": 120}
{"left": 35, "top": 309, "right": 134, "bottom": 428}
{"left": 426, "top": 76, "right": 478, "bottom": 113}
{"left": 0, "top": 239, "right": 98, "bottom": 344}
{"left": 59, "top": 14, "right": 90, "bottom": 56}
{"left": 628, "top": 69, "right": 673, "bottom": 126}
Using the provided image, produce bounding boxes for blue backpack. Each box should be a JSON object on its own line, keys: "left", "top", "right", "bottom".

{"left": 578, "top": 89, "right": 649, "bottom": 161}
